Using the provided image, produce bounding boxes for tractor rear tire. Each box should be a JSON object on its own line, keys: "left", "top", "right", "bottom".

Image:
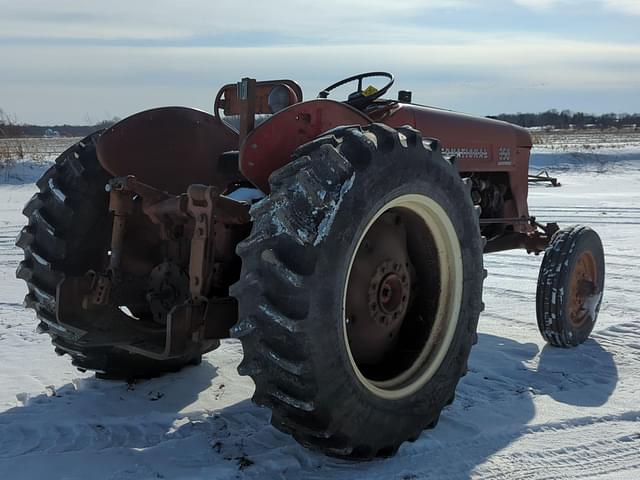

{"left": 536, "top": 225, "right": 605, "bottom": 347}
{"left": 231, "top": 124, "right": 484, "bottom": 458}
{"left": 16, "top": 132, "right": 202, "bottom": 379}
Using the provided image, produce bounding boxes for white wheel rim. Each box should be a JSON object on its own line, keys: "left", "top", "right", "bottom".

{"left": 342, "top": 194, "right": 464, "bottom": 400}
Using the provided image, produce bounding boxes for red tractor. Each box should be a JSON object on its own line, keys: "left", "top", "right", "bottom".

{"left": 16, "top": 72, "right": 605, "bottom": 458}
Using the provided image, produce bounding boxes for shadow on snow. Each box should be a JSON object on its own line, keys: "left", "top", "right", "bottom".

{"left": 0, "top": 333, "right": 618, "bottom": 479}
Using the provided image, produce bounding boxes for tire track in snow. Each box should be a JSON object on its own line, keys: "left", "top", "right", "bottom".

{"left": 481, "top": 312, "right": 534, "bottom": 328}
{"left": 487, "top": 256, "right": 638, "bottom": 273}
{"left": 486, "top": 256, "right": 640, "bottom": 293}
{"left": 487, "top": 272, "right": 538, "bottom": 282}
{"left": 593, "top": 322, "right": 640, "bottom": 358}
{"left": 536, "top": 206, "right": 640, "bottom": 212}
{"left": 0, "top": 417, "right": 203, "bottom": 458}
{"left": 286, "top": 413, "right": 640, "bottom": 480}
{"left": 483, "top": 286, "right": 534, "bottom": 302}
{"left": 0, "top": 408, "right": 238, "bottom": 461}
{"left": 0, "top": 224, "right": 21, "bottom": 266}
{"left": 532, "top": 219, "right": 640, "bottom": 226}
{"left": 473, "top": 417, "right": 640, "bottom": 480}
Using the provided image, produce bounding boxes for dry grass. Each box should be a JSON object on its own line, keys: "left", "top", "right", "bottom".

{"left": 0, "top": 138, "right": 48, "bottom": 168}
{"left": 0, "top": 137, "right": 79, "bottom": 170}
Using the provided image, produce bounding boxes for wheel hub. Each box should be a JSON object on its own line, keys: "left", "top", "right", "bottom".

{"left": 368, "top": 261, "right": 410, "bottom": 328}
{"left": 569, "top": 251, "right": 598, "bottom": 327}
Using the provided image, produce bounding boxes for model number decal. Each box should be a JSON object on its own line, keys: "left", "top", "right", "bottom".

{"left": 441, "top": 146, "right": 512, "bottom": 165}
{"left": 441, "top": 147, "right": 489, "bottom": 160}
{"left": 498, "top": 147, "right": 512, "bottom": 165}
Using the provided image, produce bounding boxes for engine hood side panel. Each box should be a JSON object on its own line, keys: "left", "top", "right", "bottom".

{"left": 379, "top": 104, "right": 532, "bottom": 169}
{"left": 378, "top": 104, "right": 533, "bottom": 223}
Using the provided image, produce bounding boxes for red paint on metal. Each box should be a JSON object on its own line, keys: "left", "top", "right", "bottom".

{"left": 373, "top": 104, "right": 533, "bottom": 228}
{"left": 97, "top": 107, "right": 239, "bottom": 195}
{"left": 214, "top": 80, "right": 303, "bottom": 117}
{"left": 239, "top": 100, "right": 371, "bottom": 192}
{"left": 242, "top": 100, "right": 533, "bottom": 225}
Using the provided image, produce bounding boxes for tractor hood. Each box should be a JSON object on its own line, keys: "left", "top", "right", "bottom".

{"left": 379, "top": 103, "right": 532, "bottom": 149}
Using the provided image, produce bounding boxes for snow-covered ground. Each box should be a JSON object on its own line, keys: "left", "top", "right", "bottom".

{"left": 1, "top": 148, "right": 639, "bottom": 478}
{"left": 531, "top": 130, "right": 640, "bottom": 169}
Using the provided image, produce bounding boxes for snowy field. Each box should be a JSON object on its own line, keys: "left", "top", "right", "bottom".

{"left": 533, "top": 129, "right": 640, "bottom": 153}
{"left": 0, "top": 139, "right": 639, "bottom": 478}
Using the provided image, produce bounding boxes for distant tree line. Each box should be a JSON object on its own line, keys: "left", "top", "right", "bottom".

{"left": 489, "top": 110, "right": 640, "bottom": 129}
{"left": 0, "top": 110, "right": 121, "bottom": 138}
{"left": 19, "top": 124, "right": 106, "bottom": 137}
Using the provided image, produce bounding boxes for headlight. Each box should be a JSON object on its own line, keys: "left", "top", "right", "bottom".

{"left": 268, "top": 85, "right": 292, "bottom": 113}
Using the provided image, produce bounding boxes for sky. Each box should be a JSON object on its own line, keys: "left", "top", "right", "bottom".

{"left": 0, "top": 0, "right": 639, "bottom": 124}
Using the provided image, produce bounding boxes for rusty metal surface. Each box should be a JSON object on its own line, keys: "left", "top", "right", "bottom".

{"left": 106, "top": 176, "right": 188, "bottom": 287}
{"left": 147, "top": 262, "right": 190, "bottom": 325}
{"left": 186, "top": 185, "right": 218, "bottom": 302}
{"left": 371, "top": 103, "right": 533, "bottom": 230}
{"left": 97, "top": 107, "right": 240, "bottom": 195}
{"left": 569, "top": 250, "right": 598, "bottom": 327}
{"left": 214, "top": 80, "right": 302, "bottom": 117}
{"left": 57, "top": 274, "right": 167, "bottom": 349}
{"left": 185, "top": 184, "right": 251, "bottom": 299}
{"left": 107, "top": 186, "right": 135, "bottom": 273}
{"left": 239, "top": 99, "right": 370, "bottom": 192}
{"left": 106, "top": 175, "right": 250, "bottom": 300}
{"left": 529, "top": 170, "right": 561, "bottom": 187}
{"left": 346, "top": 211, "right": 411, "bottom": 365}
{"left": 237, "top": 78, "right": 257, "bottom": 142}
{"left": 484, "top": 230, "right": 551, "bottom": 254}
{"left": 75, "top": 173, "right": 252, "bottom": 355}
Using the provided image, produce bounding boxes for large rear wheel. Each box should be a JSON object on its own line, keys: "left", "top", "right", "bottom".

{"left": 16, "top": 132, "right": 202, "bottom": 379}
{"left": 231, "top": 123, "right": 484, "bottom": 458}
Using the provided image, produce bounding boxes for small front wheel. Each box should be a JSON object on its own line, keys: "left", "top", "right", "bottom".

{"left": 536, "top": 226, "right": 605, "bottom": 347}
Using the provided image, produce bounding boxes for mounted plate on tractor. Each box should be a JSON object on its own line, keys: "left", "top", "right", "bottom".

{"left": 16, "top": 72, "right": 605, "bottom": 458}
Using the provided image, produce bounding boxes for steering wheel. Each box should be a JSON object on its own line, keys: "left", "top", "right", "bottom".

{"left": 318, "top": 72, "right": 394, "bottom": 109}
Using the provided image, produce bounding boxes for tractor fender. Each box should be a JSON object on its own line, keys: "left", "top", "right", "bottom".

{"left": 96, "top": 107, "right": 239, "bottom": 195}
{"left": 239, "top": 99, "right": 371, "bottom": 193}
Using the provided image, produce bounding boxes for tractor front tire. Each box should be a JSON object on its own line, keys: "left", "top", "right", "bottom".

{"left": 16, "top": 132, "right": 202, "bottom": 379}
{"left": 231, "top": 124, "right": 484, "bottom": 458}
{"left": 536, "top": 225, "right": 605, "bottom": 347}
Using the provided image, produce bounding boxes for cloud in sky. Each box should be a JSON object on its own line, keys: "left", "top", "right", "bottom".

{"left": 601, "top": 0, "right": 640, "bottom": 15}
{"left": 0, "top": 1, "right": 471, "bottom": 41}
{"left": 514, "top": 0, "right": 640, "bottom": 14}
{"left": 0, "top": 0, "right": 638, "bottom": 123}
{"left": 513, "top": 0, "right": 558, "bottom": 10}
